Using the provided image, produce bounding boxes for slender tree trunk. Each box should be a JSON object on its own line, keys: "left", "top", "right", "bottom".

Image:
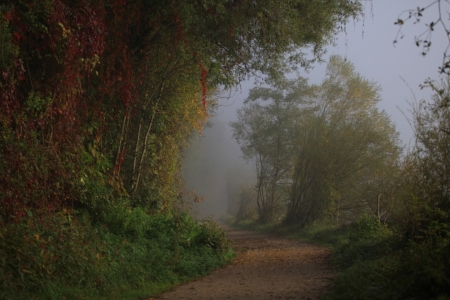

{"left": 130, "top": 83, "right": 164, "bottom": 195}
{"left": 377, "top": 194, "right": 382, "bottom": 223}
{"left": 114, "top": 110, "right": 130, "bottom": 175}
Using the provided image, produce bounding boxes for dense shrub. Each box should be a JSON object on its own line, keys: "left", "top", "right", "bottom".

{"left": 301, "top": 216, "right": 450, "bottom": 300}
{"left": 0, "top": 206, "right": 233, "bottom": 300}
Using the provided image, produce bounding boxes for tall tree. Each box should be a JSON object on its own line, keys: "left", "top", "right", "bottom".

{"left": 400, "top": 77, "right": 450, "bottom": 236}
{"left": 285, "top": 56, "right": 400, "bottom": 226}
{"left": 232, "top": 56, "right": 401, "bottom": 226}
{"left": 0, "top": 0, "right": 361, "bottom": 220}
{"left": 231, "top": 77, "right": 310, "bottom": 222}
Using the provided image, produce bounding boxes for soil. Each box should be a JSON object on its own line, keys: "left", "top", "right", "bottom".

{"left": 154, "top": 224, "right": 335, "bottom": 300}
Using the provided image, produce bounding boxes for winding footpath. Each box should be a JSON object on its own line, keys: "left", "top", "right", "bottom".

{"left": 156, "top": 225, "right": 335, "bottom": 300}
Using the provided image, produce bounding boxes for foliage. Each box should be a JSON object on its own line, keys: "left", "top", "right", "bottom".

{"left": 0, "top": 0, "right": 362, "bottom": 298}
{"left": 0, "top": 0, "right": 361, "bottom": 218}
{"left": 239, "top": 76, "right": 450, "bottom": 299}
{"left": 320, "top": 218, "right": 450, "bottom": 300}
{"left": 231, "top": 56, "right": 401, "bottom": 226}
{"left": 0, "top": 206, "right": 233, "bottom": 300}
{"left": 287, "top": 56, "right": 400, "bottom": 226}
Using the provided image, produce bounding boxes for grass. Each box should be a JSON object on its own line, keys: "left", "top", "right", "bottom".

{"left": 0, "top": 205, "right": 235, "bottom": 300}
{"left": 226, "top": 215, "right": 450, "bottom": 300}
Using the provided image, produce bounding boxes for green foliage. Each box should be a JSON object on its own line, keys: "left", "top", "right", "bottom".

{"left": 0, "top": 0, "right": 362, "bottom": 298}
{"left": 23, "top": 92, "right": 52, "bottom": 121}
{"left": 0, "top": 210, "right": 107, "bottom": 299}
{"left": 346, "top": 216, "right": 391, "bottom": 242}
{"left": 333, "top": 217, "right": 395, "bottom": 269}
{"left": 0, "top": 207, "right": 233, "bottom": 300}
{"left": 284, "top": 220, "right": 350, "bottom": 246}
{"left": 231, "top": 56, "right": 401, "bottom": 226}
{"left": 325, "top": 235, "right": 450, "bottom": 300}
{"left": 0, "top": 12, "right": 19, "bottom": 71}
{"left": 284, "top": 216, "right": 450, "bottom": 300}
{"left": 177, "top": 0, "right": 361, "bottom": 86}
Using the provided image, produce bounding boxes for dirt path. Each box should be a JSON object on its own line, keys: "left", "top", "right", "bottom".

{"left": 156, "top": 224, "right": 334, "bottom": 300}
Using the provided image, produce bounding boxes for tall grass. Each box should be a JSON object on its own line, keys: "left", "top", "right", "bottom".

{"left": 0, "top": 204, "right": 234, "bottom": 300}
{"left": 227, "top": 215, "right": 450, "bottom": 300}
{"left": 294, "top": 217, "right": 450, "bottom": 300}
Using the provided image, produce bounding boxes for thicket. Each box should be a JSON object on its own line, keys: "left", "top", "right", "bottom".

{"left": 0, "top": 206, "right": 233, "bottom": 299}
{"left": 292, "top": 215, "right": 450, "bottom": 300}
{"left": 0, "top": 0, "right": 360, "bottom": 298}
{"left": 228, "top": 72, "right": 450, "bottom": 299}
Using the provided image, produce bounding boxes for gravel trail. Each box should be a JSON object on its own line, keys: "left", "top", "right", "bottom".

{"left": 155, "top": 224, "right": 334, "bottom": 300}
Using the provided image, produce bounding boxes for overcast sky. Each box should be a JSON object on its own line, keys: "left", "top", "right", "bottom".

{"left": 213, "top": 0, "right": 449, "bottom": 148}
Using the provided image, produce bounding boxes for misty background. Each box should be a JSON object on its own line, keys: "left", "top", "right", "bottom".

{"left": 181, "top": 1, "right": 448, "bottom": 219}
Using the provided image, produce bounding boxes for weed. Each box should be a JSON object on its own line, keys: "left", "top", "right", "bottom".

{"left": 0, "top": 206, "right": 233, "bottom": 300}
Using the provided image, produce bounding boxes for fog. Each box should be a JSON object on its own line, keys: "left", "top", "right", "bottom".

{"left": 181, "top": 1, "right": 449, "bottom": 220}
{"left": 181, "top": 117, "right": 255, "bottom": 219}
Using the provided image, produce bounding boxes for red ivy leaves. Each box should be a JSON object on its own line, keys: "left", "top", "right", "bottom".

{"left": 0, "top": 0, "right": 211, "bottom": 219}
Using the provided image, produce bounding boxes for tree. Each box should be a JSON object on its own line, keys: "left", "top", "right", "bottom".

{"left": 402, "top": 78, "right": 450, "bottom": 234}
{"left": 231, "top": 56, "right": 401, "bottom": 226}
{"left": 285, "top": 56, "right": 401, "bottom": 226}
{"left": 0, "top": 0, "right": 361, "bottom": 220}
{"left": 392, "top": 0, "right": 450, "bottom": 237}
{"left": 231, "top": 77, "right": 310, "bottom": 222}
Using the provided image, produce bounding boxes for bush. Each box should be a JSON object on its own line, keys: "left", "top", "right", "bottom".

{"left": 0, "top": 210, "right": 109, "bottom": 300}
{"left": 311, "top": 216, "right": 450, "bottom": 300}
{"left": 0, "top": 206, "right": 234, "bottom": 300}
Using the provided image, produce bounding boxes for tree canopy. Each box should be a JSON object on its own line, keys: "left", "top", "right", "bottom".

{"left": 0, "top": 0, "right": 361, "bottom": 220}
{"left": 231, "top": 56, "right": 401, "bottom": 225}
{"left": 0, "top": 2, "right": 363, "bottom": 297}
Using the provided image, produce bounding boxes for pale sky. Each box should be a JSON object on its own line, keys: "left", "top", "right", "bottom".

{"left": 185, "top": 1, "right": 450, "bottom": 217}
{"left": 214, "top": 0, "right": 449, "bottom": 148}
{"left": 319, "top": 0, "right": 449, "bottom": 146}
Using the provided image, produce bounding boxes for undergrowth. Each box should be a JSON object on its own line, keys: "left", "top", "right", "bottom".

{"left": 322, "top": 217, "right": 450, "bottom": 300}
{"left": 0, "top": 204, "right": 234, "bottom": 300}
{"left": 227, "top": 215, "right": 450, "bottom": 300}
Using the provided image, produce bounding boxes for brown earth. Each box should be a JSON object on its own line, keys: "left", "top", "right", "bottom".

{"left": 155, "top": 224, "right": 335, "bottom": 300}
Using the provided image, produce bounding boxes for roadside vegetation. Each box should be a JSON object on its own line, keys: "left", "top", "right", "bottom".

{"left": 227, "top": 57, "right": 450, "bottom": 299}
{"left": 230, "top": 213, "right": 449, "bottom": 299}
{"left": 1, "top": 208, "right": 233, "bottom": 299}
{"left": 0, "top": 1, "right": 361, "bottom": 299}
